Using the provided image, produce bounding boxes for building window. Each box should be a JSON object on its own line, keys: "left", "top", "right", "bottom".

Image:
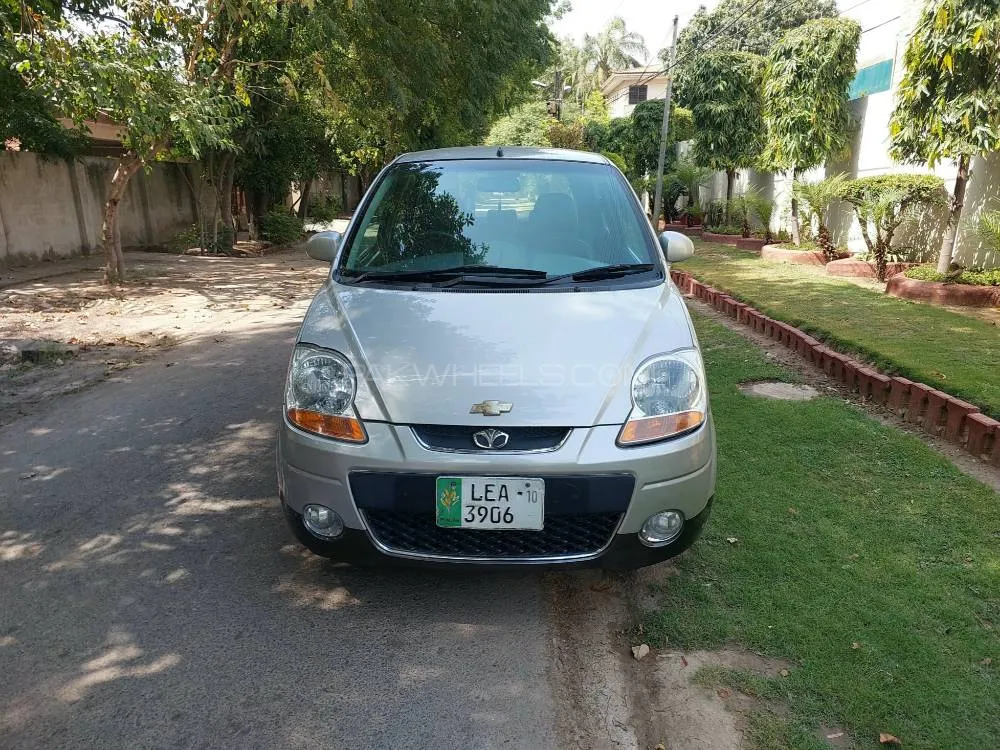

{"left": 628, "top": 85, "right": 647, "bottom": 105}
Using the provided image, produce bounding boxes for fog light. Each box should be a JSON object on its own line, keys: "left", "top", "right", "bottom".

{"left": 639, "top": 511, "right": 684, "bottom": 547}
{"left": 302, "top": 504, "right": 344, "bottom": 539}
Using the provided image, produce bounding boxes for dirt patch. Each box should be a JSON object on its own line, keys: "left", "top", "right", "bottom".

{"left": 0, "top": 247, "right": 329, "bottom": 426}
{"left": 688, "top": 296, "right": 1000, "bottom": 494}
{"left": 544, "top": 566, "right": 776, "bottom": 749}
{"left": 739, "top": 381, "right": 819, "bottom": 401}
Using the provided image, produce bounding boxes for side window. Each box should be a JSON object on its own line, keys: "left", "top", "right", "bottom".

{"left": 628, "top": 85, "right": 647, "bottom": 105}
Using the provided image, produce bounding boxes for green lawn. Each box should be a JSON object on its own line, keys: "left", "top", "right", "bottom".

{"left": 646, "top": 313, "right": 1000, "bottom": 750}
{"left": 680, "top": 241, "right": 1000, "bottom": 417}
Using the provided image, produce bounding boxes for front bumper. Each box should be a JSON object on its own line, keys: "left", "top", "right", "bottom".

{"left": 277, "top": 417, "right": 716, "bottom": 568}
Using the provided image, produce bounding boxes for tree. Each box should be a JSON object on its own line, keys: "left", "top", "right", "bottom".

{"left": 484, "top": 102, "right": 553, "bottom": 147}
{"left": 687, "top": 51, "right": 766, "bottom": 213}
{"left": 16, "top": 0, "right": 555, "bottom": 280}
{"left": 761, "top": 18, "right": 860, "bottom": 245}
{"left": 16, "top": 0, "right": 271, "bottom": 281}
{"left": 793, "top": 173, "right": 849, "bottom": 260}
{"left": 666, "top": 0, "right": 838, "bottom": 107}
{"left": 889, "top": 0, "right": 1000, "bottom": 273}
{"left": 583, "top": 91, "right": 610, "bottom": 124}
{"left": 629, "top": 100, "right": 693, "bottom": 178}
{"left": 840, "top": 174, "right": 946, "bottom": 281}
{"left": 582, "top": 17, "right": 648, "bottom": 83}
{"left": 1, "top": 0, "right": 106, "bottom": 156}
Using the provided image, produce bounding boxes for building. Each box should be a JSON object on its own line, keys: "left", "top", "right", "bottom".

{"left": 688, "top": 0, "right": 999, "bottom": 269}
{"left": 600, "top": 68, "right": 670, "bottom": 119}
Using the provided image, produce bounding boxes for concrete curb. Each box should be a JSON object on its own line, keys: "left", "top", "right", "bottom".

{"left": 671, "top": 269, "right": 1000, "bottom": 467}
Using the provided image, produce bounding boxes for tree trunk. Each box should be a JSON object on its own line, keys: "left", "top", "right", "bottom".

{"left": 937, "top": 154, "right": 970, "bottom": 274}
{"left": 297, "top": 179, "right": 313, "bottom": 221}
{"left": 874, "top": 240, "right": 889, "bottom": 282}
{"left": 789, "top": 166, "right": 801, "bottom": 246}
{"left": 218, "top": 152, "right": 236, "bottom": 252}
{"left": 102, "top": 154, "right": 143, "bottom": 284}
{"left": 725, "top": 168, "right": 735, "bottom": 223}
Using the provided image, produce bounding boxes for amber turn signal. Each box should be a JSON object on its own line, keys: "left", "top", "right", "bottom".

{"left": 617, "top": 411, "right": 704, "bottom": 446}
{"left": 287, "top": 409, "right": 367, "bottom": 442}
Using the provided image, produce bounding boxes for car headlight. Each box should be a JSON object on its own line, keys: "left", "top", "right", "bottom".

{"left": 618, "top": 351, "right": 706, "bottom": 446}
{"left": 285, "top": 345, "right": 367, "bottom": 442}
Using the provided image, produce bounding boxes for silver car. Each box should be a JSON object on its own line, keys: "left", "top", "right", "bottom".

{"left": 277, "top": 147, "right": 715, "bottom": 569}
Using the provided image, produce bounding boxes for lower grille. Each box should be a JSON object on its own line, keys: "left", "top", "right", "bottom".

{"left": 362, "top": 510, "right": 622, "bottom": 560}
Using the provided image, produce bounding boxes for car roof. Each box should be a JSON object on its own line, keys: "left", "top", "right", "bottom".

{"left": 394, "top": 146, "right": 611, "bottom": 165}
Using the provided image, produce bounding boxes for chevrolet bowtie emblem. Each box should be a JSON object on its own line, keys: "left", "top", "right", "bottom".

{"left": 469, "top": 400, "right": 513, "bottom": 416}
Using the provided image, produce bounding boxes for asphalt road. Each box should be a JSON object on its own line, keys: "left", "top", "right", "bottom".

{"left": 0, "top": 314, "right": 566, "bottom": 748}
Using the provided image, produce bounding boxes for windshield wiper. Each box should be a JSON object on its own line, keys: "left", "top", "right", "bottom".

{"left": 537, "top": 263, "right": 657, "bottom": 285}
{"left": 343, "top": 265, "right": 547, "bottom": 284}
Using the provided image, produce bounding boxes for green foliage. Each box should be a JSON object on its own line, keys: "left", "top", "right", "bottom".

{"left": 260, "top": 210, "right": 304, "bottom": 245}
{"left": 669, "top": 157, "right": 713, "bottom": 210}
{"left": 484, "top": 102, "right": 553, "bottom": 147}
{"left": 761, "top": 18, "right": 860, "bottom": 172}
{"left": 840, "top": 174, "right": 947, "bottom": 280}
{"left": 583, "top": 90, "right": 609, "bottom": 123}
{"left": 688, "top": 51, "right": 766, "bottom": 173}
{"left": 792, "top": 173, "right": 849, "bottom": 259}
{"left": 601, "top": 151, "right": 627, "bottom": 173}
{"left": 889, "top": 0, "right": 1000, "bottom": 167}
{"left": 970, "top": 209, "right": 1000, "bottom": 254}
{"left": 308, "top": 193, "right": 343, "bottom": 223}
{"left": 627, "top": 100, "right": 694, "bottom": 178}
{"left": 582, "top": 16, "right": 647, "bottom": 83}
{"left": 904, "top": 265, "right": 1000, "bottom": 286}
{"left": 662, "top": 177, "right": 687, "bottom": 222}
{"left": 546, "top": 119, "right": 584, "bottom": 149}
{"left": 741, "top": 187, "right": 776, "bottom": 242}
{"left": 668, "top": 0, "right": 838, "bottom": 107}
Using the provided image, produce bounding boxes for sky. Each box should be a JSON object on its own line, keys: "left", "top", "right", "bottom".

{"left": 550, "top": 0, "right": 722, "bottom": 64}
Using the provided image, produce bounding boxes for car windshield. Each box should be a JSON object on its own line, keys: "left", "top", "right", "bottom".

{"left": 337, "top": 158, "right": 660, "bottom": 285}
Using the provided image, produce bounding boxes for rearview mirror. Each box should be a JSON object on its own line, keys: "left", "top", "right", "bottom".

{"left": 306, "top": 230, "right": 342, "bottom": 263}
{"left": 658, "top": 231, "right": 695, "bottom": 263}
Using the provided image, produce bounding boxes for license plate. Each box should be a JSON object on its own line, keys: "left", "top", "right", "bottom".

{"left": 435, "top": 476, "right": 544, "bottom": 530}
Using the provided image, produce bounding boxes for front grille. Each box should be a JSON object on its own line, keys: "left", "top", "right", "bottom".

{"left": 362, "top": 509, "right": 621, "bottom": 559}
{"left": 412, "top": 424, "right": 570, "bottom": 452}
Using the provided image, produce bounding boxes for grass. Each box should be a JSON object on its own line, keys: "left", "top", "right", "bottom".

{"left": 680, "top": 241, "right": 1000, "bottom": 416}
{"left": 646, "top": 314, "right": 1000, "bottom": 750}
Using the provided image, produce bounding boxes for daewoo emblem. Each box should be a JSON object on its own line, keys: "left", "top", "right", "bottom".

{"left": 473, "top": 428, "right": 510, "bottom": 450}
{"left": 469, "top": 400, "right": 513, "bottom": 416}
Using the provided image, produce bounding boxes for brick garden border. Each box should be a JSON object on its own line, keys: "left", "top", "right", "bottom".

{"left": 670, "top": 269, "right": 1000, "bottom": 468}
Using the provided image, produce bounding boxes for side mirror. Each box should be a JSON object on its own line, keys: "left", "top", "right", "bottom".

{"left": 658, "top": 231, "right": 695, "bottom": 263}
{"left": 306, "top": 230, "right": 342, "bottom": 263}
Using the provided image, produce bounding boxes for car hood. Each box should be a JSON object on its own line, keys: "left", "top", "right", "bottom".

{"left": 297, "top": 282, "right": 697, "bottom": 427}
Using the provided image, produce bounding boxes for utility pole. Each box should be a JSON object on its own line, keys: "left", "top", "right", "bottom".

{"left": 651, "top": 15, "right": 679, "bottom": 229}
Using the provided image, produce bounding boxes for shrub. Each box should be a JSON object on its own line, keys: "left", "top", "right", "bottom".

{"left": 970, "top": 210, "right": 1000, "bottom": 254}
{"left": 839, "top": 174, "right": 946, "bottom": 281}
{"left": 705, "top": 224, "right": 743, "bottom": 236}
{"left": 743, "top": 188, "right": 776, "bottom": 243}
{"left": 547, "top": 120, "right": 584, "bottom": 149}
{"left": 793, "top": 173, "right": 849, "bottom": 260}
{"left": 261, "top": 210, "right": 305, "bottom": 245}
{"left": 904, "top": 265, "right": 1000, "bottom": 286}
{"left": 308, "top": 193, "right": 343, "bottom": 223}
{"left": 663, "top": 177, "right": 687, "bottom": 222}
{"left": 705, "top": 201, "right": 726, "bottom": 228}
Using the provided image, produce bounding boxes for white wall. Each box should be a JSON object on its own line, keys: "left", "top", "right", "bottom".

{"left": 607, "top": 77, "right": 669, "bottom": 119}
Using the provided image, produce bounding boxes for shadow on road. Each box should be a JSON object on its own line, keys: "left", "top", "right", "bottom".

{"left": 0, "top": 319, "right": 562, "bottom": 748}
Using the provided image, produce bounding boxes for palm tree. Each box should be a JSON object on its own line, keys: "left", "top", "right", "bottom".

{"left": 558, "top": 39, "right": 597, "bottom": 106}
{"left": 582, "top": 17, "right": 648, "bottom": 84}
{"left": 793, "top": 173, "right": 849, "bottom": 259}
